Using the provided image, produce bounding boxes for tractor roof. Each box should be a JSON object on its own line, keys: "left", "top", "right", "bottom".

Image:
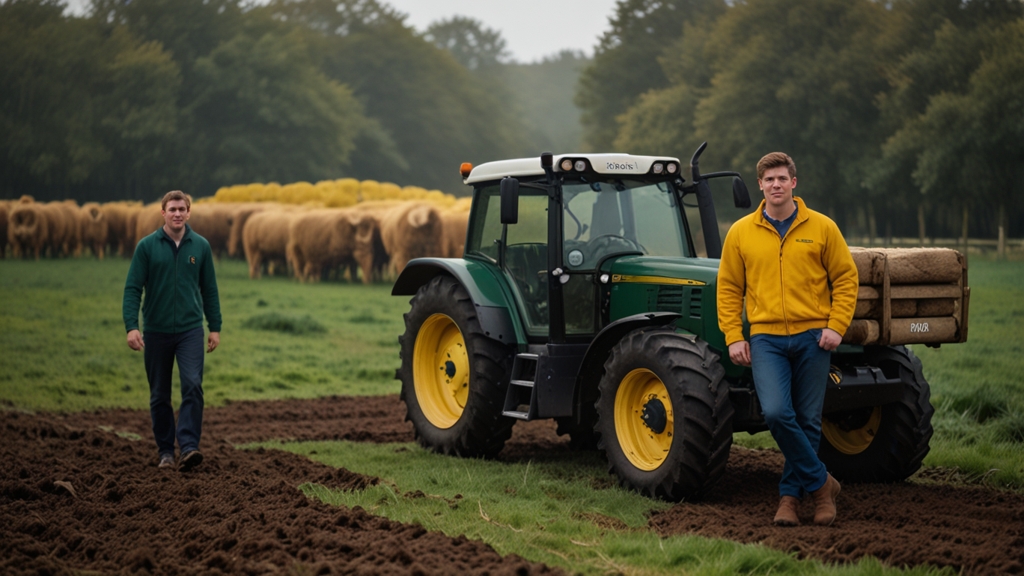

{"left": 464, "top": 153, "right": 682, "bottom": 185}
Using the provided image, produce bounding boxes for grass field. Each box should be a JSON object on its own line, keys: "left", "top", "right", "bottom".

{"left": 3, "top": 256, "right": 1022, "bottom": 575}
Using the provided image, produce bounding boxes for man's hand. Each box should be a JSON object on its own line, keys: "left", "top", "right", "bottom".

{"left": 126, "top": 329, "right": 144, "bottom": 351}
{"left": 207, "top": 332, "right": 220, "bottom": 353}
{"left": 728, "top": 340, "right": 751, "bottom": 367}
{"left": 818, "top": 328, "right": 842, "bottom": 351}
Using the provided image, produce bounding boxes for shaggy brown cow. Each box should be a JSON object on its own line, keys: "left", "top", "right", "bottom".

{"left": 348, "top": 201, "right": 405, "bottom": 283}
{"left": 79, "top": 202, "right": 109, "bottom": 259}
{"left": 440, "top": 208, "right": 469, "bottom": 258}
{"left": 189, "top": 203, "right": 232, "bottom": 258}
{"left": 380, "top": 201, "right": 444, "bottom": 275}
{"left": 43, "top": 201, "right": 82, "bottom": 257}
{"left": 8, "top": 199, "right": 49, "bottom": 259}
{"left": 227, "top": 203, "right": 270, "bottom": 259}
{"left": 99, "top": 202, "right": 138, "bottom": 257}
{"left": 243, "top": 209, "right": 299, "bottom": 279}
{"left": 133, "top": 203, "right": 164, "bottom": 246}
{"left": 0, "top": 200, "right": 9, "bottom": 258}
{"left": 287, "top": 209, "right": 360, "bottom": 283}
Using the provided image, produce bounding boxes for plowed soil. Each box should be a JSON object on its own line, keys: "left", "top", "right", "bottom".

{"left": 4, "top": 395, "right": 1024, "bottom": 575}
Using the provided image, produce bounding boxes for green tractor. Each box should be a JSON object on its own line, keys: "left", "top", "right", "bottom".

{"left": 393, "top": 144, "right": 967, "bottom": 500}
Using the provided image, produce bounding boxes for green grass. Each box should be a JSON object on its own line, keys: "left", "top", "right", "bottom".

{"left": 2, "top": 255, "right": 1021, "bottom": 574}
{"left": 910, "top": 258, "right": 1024, "bottom": 488}
{"left": 262, "top": 439, "right": 947, "bottom": 576}
{"left": 0, "top": 258, "right": 406, "bottom": 411}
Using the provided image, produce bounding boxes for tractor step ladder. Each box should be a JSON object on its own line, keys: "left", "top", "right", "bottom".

{"left": 502, "top": 353, "right": 539, "bottom": 420}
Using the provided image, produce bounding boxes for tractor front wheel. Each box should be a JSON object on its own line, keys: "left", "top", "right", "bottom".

{"left": 398, "top": 275, "right": 515, "bottom": 457}
{"left": 818, "top": 346, "right": 934, "bottom": 483}
{"left": 595, "top": 328, "right": 733, "bottom": 500}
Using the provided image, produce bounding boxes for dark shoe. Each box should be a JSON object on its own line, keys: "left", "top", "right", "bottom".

{"left": 812, "top": 473, "right": 841, "bottom": 526}
{"left": 179, "top": 450, "right": 204, "bottom": 472}
{"left": 773, "top": 496, "right": 801, "bottom": 526}
{"left": 157, "top": 453, "right": 176, "bottom": 469}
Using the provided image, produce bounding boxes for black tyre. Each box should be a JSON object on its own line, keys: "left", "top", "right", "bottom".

{"left": 595, "top": 328, "right": 733, "bottom": 500}
{"left": 397, "top": 275, "right": 515, "bottom": 457}
{"left": 819, "top": 346, "right": 934, "bottom": 483}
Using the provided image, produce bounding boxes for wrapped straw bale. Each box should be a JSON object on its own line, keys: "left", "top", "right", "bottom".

{"left": 843, "top": 320, "right": 879, "bottom": 345}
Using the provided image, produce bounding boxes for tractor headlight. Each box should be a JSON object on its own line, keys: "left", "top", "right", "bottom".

{"left": 574, "top": 160, "right": 587, "bottom": 172}
{"left": 560, "top": 159, "right": 573, "bottom": 171}
{"left": 652, "top": 162, "right": 664, "bottom": 174}
{"left": 667, "top": 162, "right": 678, "bottom": 174}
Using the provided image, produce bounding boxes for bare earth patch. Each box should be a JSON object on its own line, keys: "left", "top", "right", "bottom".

{"left": 3, "top": 395, "right": 1023, "bottom": 574}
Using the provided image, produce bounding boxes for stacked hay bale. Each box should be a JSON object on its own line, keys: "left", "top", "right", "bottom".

{"left": 845, "top": 247, "right": 969, "bottom": 346}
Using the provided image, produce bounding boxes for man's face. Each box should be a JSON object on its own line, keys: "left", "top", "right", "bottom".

{"left": 162, "top": 199, "right": 190, "bottom": 231}
{"left": 758, "top": 166, "right": 797, "bottom": 209}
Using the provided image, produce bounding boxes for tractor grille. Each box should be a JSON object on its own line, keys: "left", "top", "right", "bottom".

{"left": 656, "top": 286, "right": 684, "bottom": 313}
{"left": 689, "top": 288, "right": 703, "bottom": 319}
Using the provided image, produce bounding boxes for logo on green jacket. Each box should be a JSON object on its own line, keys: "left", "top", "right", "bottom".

{"left": 190, "top": 256, "right": 196, "bottom": 264}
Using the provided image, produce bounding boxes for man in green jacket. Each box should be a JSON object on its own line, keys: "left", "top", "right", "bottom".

{"left": 123, "top": 190, "right": 222, "bottom": 471}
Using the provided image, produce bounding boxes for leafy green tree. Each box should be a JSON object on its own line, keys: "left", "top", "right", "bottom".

{"left": 503, "top": 51, "right": 591, "bottom": 155}
{"left": 691, "top": 0, "right": 888, "bottom": 228}
{"left": 0, "top": 0, "right": 180, "bottom": 200}
{"left": 576, "top": 0, "right": 725, "bottom": 151}
{"left": 882, "top": 19, "right": 1024, "bottom": 240}
{"left": 425, "top": 16, "right": 509, "bottom": 71}
{"left": 871, "top": 0, "right": 1023, "bottom": 239}
{"left": 188, "top": 24, "right": 364, "bottom": 187}
{"left": 267, "top": 0, "right": 527, "bottom": 192}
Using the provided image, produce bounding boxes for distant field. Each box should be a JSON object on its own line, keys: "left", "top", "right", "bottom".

{"left": 0, "top": 258, "right": 406, "bottom": 412}
{"left": 1, "top": 256, "right": 1022, "bottom": 488}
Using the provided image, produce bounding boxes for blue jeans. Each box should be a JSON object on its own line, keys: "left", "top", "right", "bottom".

{"left": 144, "top": 327, "right": 205, "bottom": 456}
{"left": 750, "top": 329, "right": 831, "bottom": 498}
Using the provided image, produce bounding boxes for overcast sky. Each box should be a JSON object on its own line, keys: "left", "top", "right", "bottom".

{"left": 63, "top": 0, "right": 620, "bottom": 63}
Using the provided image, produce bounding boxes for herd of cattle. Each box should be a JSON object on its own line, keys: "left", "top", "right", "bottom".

{"left": 0, "top": 196, "right": 470, "bottom": 283}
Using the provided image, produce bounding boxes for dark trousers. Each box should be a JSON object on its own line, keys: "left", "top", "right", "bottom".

{"left": 144, "top": 327, "right": 205, "bottom": 456}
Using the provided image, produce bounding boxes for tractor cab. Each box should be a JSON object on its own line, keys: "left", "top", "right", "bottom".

{"left": 461, "top": 150, "right": 748, "bottom": 347}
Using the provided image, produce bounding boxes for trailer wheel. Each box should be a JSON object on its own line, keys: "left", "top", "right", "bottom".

{"left": 595, "top": 328, "right": 733, "bottom": 500}
{"left": 819, "top": 346, "right": 934, "bottom": 483}
{"left": 398, "top": 275, "right": 515, "bottom": 457}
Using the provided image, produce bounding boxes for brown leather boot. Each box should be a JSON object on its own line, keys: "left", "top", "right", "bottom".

{"left": 773, "top": 496, "right": 801, "bottom": 526}
{"left": 812, "top": 473, "right": 841, "bottom": 526}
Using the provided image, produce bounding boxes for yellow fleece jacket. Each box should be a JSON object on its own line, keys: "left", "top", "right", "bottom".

{"left": 717, "top": 197, "right": 858, "bottom": 346}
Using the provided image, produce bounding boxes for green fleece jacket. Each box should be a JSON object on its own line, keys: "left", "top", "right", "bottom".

{"left": 123, "top": 224, "right": 222, "bottom": 334}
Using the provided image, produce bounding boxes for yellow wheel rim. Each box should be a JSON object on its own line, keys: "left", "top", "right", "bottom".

{"left": 413, "top": 314, "right": 469, "bottom": 429}
{"left": 822, "top": 406, "right": 882, "bottom": 455}
{"left": 614, "top": 368, "right": 674, "bottom": 471}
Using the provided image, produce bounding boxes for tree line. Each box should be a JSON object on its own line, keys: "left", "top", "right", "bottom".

{"left": 577, "top": 0, "right": 1024, "bottom": 241}
{"left": 0, "top": 0, "right": 586, "bottom": 202}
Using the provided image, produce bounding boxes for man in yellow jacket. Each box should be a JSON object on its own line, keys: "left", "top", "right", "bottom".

{"left": 717, "top": 152, "right": 858, "bottom": 527}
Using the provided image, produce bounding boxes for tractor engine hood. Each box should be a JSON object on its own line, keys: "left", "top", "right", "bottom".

{"left": 603, "top": 255, "right": 721, "bottom": 289}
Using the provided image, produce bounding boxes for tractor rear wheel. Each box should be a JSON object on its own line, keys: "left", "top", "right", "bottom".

{"left": 595, "top": 328, "right": 733, "bottom": 500}
{"left": 398, "top": 275, "right": 515, "bottom": 457}
{"left": 819, "top": 346, "right": 934, "bottom": 483}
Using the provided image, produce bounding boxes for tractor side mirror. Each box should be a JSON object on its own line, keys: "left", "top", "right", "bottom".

{"left": 733, "top": 177, "right": 751, "bottom": 209}
{"left": 500, "top": 177, "right": 519, "bottom": 224}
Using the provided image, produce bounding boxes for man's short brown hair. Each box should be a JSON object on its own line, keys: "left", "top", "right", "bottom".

{"left": 161, "top": 190, "right": 192, "bottom": 211}
{"left": 756, "top": 152, "right": 796, "bottom": 180}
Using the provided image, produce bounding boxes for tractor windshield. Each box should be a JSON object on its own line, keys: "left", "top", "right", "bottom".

{"left": 561, "top": 180, "right": 690, "bottom": 271}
